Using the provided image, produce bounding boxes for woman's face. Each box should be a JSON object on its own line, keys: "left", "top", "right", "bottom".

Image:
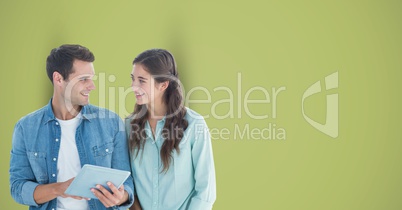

{"left": 131, "top": 64, "right": 165, "bottom": 106}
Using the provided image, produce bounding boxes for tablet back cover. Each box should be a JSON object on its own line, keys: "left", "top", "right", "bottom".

{"left": 64, "top": 164, "right": 131, "bottom": 199}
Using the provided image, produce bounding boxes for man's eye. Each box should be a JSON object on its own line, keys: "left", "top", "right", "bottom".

{"left": 139, "top": 80, "right": 145, "bottom": 83}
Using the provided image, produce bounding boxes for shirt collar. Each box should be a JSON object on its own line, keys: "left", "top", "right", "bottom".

{"left": 44, "top": 98, "right": 91, "bottom": 124}
{"left": 159, "top": 115, "right": 167, "bottom": 123}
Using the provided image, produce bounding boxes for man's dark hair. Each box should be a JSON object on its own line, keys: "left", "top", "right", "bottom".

{"left": 46, "top": 44, "right": 95, "bottom": 83}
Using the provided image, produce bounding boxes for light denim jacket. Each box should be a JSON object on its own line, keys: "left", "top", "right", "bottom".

{"left": 9, "top": 99, "right": 134, "bottom": 210}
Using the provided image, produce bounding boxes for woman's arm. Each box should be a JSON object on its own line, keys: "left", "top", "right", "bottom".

{"left": 188, "top": 119, "right": 217, "bottom": 209}
{"left": 129, "top": 195, "right": 142, "bottom": 210}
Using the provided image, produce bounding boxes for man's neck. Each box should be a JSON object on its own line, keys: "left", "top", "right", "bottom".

{"left": 52, "top": 96, "right": 82, "bottom": 120}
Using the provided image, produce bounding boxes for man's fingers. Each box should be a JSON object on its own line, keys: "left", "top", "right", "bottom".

{"left": 92, "top": 185, "right": 116, "bottom": 207}
{"left": 92, "top": 188, "right": 113, "bottom": 207}
{"left": 96, "top": 184, "right": 114, "bottom": 198}
{"left": 69, "top": 195, "right": 83, "bottom": 200}
{"left": 90, "top": 183, "right": 125, "bottom": 208}
{"left": 107, "top": 182, "right": 124, "bottom": 195}
{"left": 65, "top": 177, "right": 75, "bottom": 184}
{"left": 62, "top": 194, "right": 90, "bottom": 200}
{"left": 108, "top": 182, "right": 118, "bottom": 194}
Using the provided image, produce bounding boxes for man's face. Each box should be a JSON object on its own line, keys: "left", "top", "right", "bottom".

{"left": 61, "top": 60, "right": 96, "bottom": 108}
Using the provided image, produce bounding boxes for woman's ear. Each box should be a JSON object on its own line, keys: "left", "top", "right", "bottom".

{"left": 159, "top": 81, "right": 170, "bottom": 91}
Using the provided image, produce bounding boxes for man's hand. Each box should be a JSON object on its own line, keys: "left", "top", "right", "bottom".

{"left": 91, "top": 182, "right": 128, "bottom": 208}
{"left": 58, "top": 178, "right": 89, "bottom": 200}
{"left": 34, "top": 177, "right": 89, "bottom": 204}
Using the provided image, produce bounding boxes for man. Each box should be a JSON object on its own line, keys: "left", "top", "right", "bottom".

{"left": 9, "top": 44, "right": 134, "bottom": 210}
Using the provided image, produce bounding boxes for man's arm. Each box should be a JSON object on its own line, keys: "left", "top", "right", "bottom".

{"left": 10, "top": 122, "right": 89, "bottom": 206}
{"left": 10, "top": 122, "right": 40, "bottom": 206}
{"left": 92, "top": 116, "right": 134, "bottom": 208}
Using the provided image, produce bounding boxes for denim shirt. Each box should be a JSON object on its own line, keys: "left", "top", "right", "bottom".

{"left": 125, "top": 108, "right": 216, "bottom": 210}
{"left": 9, "top": 99, "right": 134, "bottom": 210}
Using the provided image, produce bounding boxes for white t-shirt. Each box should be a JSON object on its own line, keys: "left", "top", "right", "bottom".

{"left": 56, "top": 113, "right": 89, "bottom": 210}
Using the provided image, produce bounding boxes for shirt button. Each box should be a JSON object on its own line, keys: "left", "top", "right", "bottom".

{"left": 105, "top": 149, "right": 109, "bottom": 152}
{"left": 55, "top": 122, "right": 59, "bottom": 125}
{"left": 55, "top": 138, "right": 59, "bottom": 142}
{"left": 53, "top": 158, "right": 56, "bottom": 161}
{"left": 52, "top": 174, "right": 55, "bottom": 177}
{"left": 52, "top": 208, "right": 55, "bottom": 210}
{"left": 34, "top": 153, "right": 37, "bottom": 156}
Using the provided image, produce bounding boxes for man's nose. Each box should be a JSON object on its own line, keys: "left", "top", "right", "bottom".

{"left": 88, "top": 79, "right": 96, "bottom": 90}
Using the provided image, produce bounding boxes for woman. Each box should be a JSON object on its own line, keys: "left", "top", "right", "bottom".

{"left": 126, "top": 49, "right": 216, "bottom": 210}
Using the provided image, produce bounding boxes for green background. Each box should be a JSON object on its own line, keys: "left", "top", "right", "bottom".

{"left": 1, "top": 1, "right": 401, "bottom": 209}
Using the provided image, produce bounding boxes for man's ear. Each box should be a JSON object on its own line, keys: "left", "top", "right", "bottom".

{"left": 159, "top": 81, "right": 169, "bottom": 91}
{"left": 53, "top": 71, "right": 63, "bottom": 85}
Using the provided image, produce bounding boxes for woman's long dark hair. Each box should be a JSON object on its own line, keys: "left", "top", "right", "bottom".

{"left": 129, "top": 49, "right": 188, "bottom": 173}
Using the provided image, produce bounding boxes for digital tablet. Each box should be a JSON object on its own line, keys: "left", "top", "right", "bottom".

{"left": 64, "top": 164, "right": 131, "bottom": 199}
